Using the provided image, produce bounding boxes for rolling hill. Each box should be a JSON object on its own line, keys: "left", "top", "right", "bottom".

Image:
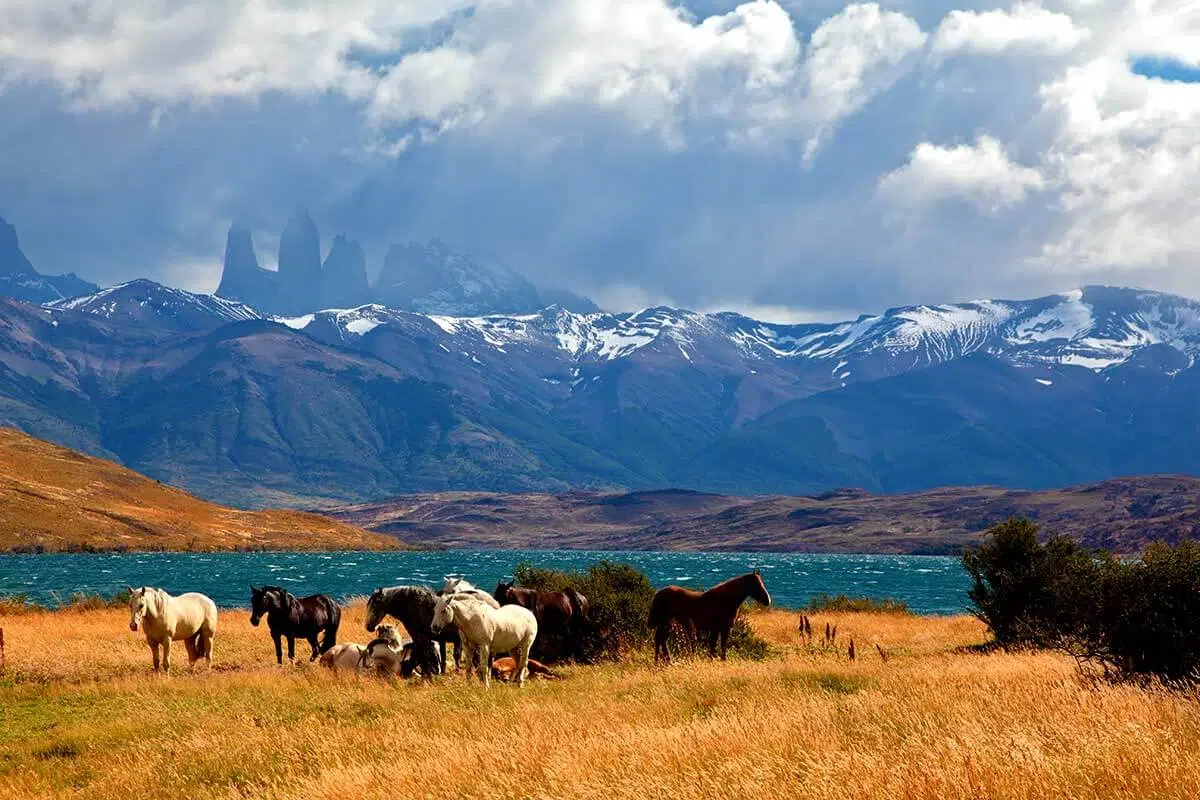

{"left": 329, "top": 477, "right": 1200, "bottom": 554}
{"left": 0, "top": 428, "right": 406, "bottom": 552}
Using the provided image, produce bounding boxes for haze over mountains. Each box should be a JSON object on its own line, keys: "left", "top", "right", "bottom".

{"left": 216, "top": 207, "right": 598, "bottom": 317}
{"left": 3, "top": 213, "right": 1200, "bottom": 508}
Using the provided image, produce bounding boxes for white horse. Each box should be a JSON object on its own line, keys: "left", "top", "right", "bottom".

{"left": 127, "top": 586, "right": 218, "bottom": 673}
{"left": 431, "top": 594, "right": 537, "bottom": 688}
{"left": 319, "top": 643, "right": 369, "bottom": 671}
{"left": 439, "top": 576, "right": 501, "bottom": 609}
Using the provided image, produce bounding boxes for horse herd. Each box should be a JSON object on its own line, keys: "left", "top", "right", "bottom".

{"left": 125, "top": 570, "right": 772, "bottom": 687}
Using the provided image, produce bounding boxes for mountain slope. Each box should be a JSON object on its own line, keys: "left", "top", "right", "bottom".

{"left": 0, "top": 427, "right": 405, "bottom": 552}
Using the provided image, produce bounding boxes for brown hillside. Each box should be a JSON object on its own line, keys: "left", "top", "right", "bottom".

{"left": 331, "top": 479, "right": 1200, "bottom": 554}
{"left": 0, "top": 427, "right": 407, "bottom": 552}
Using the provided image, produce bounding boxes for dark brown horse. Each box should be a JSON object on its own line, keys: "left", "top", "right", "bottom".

{"left": 494, "top": 581, "right": 589, "bottom": 662}
{"left": 250, "top": 586, "right": 341, "bottom": 664}
{"left": 649, "top": 571, "right": 770, "bottom": 663}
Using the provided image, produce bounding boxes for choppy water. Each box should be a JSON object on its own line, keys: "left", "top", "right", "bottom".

{"left": 0, "top": 551, "right": 970, "bottom": 614}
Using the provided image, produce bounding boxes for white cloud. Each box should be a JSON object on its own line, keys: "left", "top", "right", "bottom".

{"left": 803, "top": 3, "right": 927, "bottom": 159}
{"left": 879, "top": 135, "right": 1044, "bottom": 214}
{"left": 933, "top": 3, "right": 1088, "bottom": 56}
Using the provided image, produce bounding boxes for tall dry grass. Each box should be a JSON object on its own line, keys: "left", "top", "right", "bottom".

{"left": 1, "top": 605, "right": 1197, "bottom": 800}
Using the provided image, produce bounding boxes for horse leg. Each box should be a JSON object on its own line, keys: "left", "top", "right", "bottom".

{"left": 460, "top": 641, "right": 475, "bottom": 683}
{"left": 516, "top": 640, "right": 531, "bottom": 688}
{"left": 184, "top": 634, "right": 198, "bottom": 665}
{"left": 150, "top": 641, "right": 161, "bottom": 672}
{"left": 707, "top": 629, "right": 719, "bottom": 659}
{"left": 478, "top": 644, "right": 491, "bottom": 689}
{"left": 439, "top": 640, "right": 450, "bottom": 674}
{"left": 286, "top": 636, "right": 296, "bottom": 663}
{"left": 161, "top": 638, "right": 172, "bottom": 674}
{"left": 202, "top": 630, "right": 214, "bottom": 668}
{"left": 273, "top": 633, "right": 284, "bottom": 665}
{"left": 654, "top": 626, "right": 669, "bottom": 665}
{"left": 720, "top": 629, "right": 729, "bottom": 661}
{"left": 307, "top": 635, "right": 321, "bottom": 661}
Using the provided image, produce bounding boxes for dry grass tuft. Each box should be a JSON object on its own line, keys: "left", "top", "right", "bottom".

{"left": 0, "top": 427, "right": 405, "bottom": 552}
{"left": 2, "top": 606, "right": 1198, "bottom": 799}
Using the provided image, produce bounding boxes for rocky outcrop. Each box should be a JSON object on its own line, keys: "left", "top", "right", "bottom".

{"left": 277, "top": 207, "right": 323, "bottom": 314}
{"left": 0, "top": 215, "right": 98, "bottom": 303}
{"left": 215, "top": 225, "right": 279, "bottom": 311}
{"left": 321, "top": 235, "right": 372, "bottom": 309}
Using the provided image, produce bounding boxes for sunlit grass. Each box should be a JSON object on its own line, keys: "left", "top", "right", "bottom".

{"left": 1, "top": 605, "right": 1198, "bottom": 799}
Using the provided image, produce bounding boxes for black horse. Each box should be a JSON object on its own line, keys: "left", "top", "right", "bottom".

{"left": 365, "top": 585, "right": 460, "bottom": 676}
{"left": 494, "top": 581, "right": 589, "bottom": 662}
{"left": 250, "top": 586, "right": 341, "bottom": 664}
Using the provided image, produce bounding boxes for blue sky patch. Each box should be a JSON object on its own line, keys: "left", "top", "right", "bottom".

{"left": 1131, "top": 57, "right": 1200, "bottom": 83}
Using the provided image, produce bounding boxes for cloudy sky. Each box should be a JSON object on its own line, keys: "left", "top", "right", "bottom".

{"left": 1, "top": 0, "right": 1198, "bottom": 320}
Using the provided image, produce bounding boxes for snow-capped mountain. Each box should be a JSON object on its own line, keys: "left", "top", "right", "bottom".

{"left": 12, "top": 280, "right": 1200, "bottom": 506}
{"left": 47, "top": 279, "right": 263, "bottom": 331}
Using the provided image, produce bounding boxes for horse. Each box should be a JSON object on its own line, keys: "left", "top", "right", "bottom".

{"left": 431, "top": 595, "right": 537, "bottom": 688}
{"left": 319, "top": 643, "right": 368, "bottom": 671}
{"left": 365, "top": 585, "right": 461, "bottom": 676}
{"left": 494, "top": 580, "right": 588, "bottom": 662}
{"left": 439, "top": 576, "right": 501, "bottom": 608}
{"left": 491, "top": 656, "right": 560, "bottom": 682}
{"left": 649, "top": 570, "right": 771, "bottom": 663}
{"left": 319, "top": 624, "right": 405, "bottom": 672}
{"left": 249, "top": 586, "right": 341, "bottom": 665}
{"left": 126, "top": 586, "right": 217, "bottom": 673}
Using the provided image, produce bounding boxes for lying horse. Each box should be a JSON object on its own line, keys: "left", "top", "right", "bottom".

{"left": 431, "top": 594, "right": 537, "bottom": 688}
{"left": 649, "top": 570, "right": 771, "bottom": 663}
{"left": 494, "top": 580, "right": 588, "bottom": 662}
{"left": 250, "top": 586, "right": 341, "bottom": 664}
{"left": 319, "top": 624, "right": 406, "bottom": 672}
{"left": 365, "top": 585, "right": 460, "bottom": 676}
{"left": 127, "top": 585, "right": 217, "bottom": 673}
{"left": 491, "top": 656, "right": 560, "bottom": 682}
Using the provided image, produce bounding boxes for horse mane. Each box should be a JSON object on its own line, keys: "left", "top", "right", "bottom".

{"left": 701, "top": 572, "right": 759, "bottom": 601}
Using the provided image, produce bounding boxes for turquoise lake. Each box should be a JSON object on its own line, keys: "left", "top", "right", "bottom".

{"left": 0, "top": 551, "right": 970, "bottom": 614}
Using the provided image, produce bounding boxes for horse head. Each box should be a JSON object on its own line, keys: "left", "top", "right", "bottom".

{"left": 127, "top": 586, "right": 150, "bottom": 632}
{"left": 429, "top": 596, "right": 456, "bottom": 635}
{"left": 364, "top": 587, "right": 386, "bottom": 632}
{"left": 440, "top": 575, "right": 472, "bottom": 595}
{"left": 494, "top": 580, "right": 515, "bottom": 604}
{"left": 749, "top": 570, "right": 771, "bottom": 607}
{"left": 250, "top": 586, "right": 284, "bottom": 627}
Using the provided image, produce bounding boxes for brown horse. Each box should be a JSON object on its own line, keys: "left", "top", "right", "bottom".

{"left": 494, "top": 581, "right": 589, "bottom": 662}
{"left": 649, "top": 570, "right": 771, "bottom": 663}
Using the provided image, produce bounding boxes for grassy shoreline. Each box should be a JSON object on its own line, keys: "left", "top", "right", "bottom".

{"left": 2, "top": 605, "right": 1198, "bottom": 799}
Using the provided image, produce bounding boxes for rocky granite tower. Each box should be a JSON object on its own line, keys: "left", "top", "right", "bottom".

{"left": 276, "top": 207, "right": 323, "bottom": 314}
{"left": 215, "top": 225, "right": 279, "bottom": 312}
{"left": 321, "top": 235, "right": 371, "bottom": 309}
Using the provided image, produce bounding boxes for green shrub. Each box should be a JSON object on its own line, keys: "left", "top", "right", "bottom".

{"left": 514, "top": 560, "right": 655, "bottom": 662}
{"left": 964, "top": 518, "right": 1200, "bottom": 683}
{"left": 802, "top": 594, "right": 910, "bottom": 615}
{"left": 962, "top": 518, "right": 1098, "bottom": 648}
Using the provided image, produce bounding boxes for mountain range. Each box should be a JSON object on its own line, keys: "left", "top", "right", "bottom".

{"left": 215, "top": 207, "right": 598, "bottom": 316}
{"left": 2, "top": 270, "right": 1200, "bottom": 507}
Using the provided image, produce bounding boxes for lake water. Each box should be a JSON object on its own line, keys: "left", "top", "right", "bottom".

{"left": 0, "top": 551, "right": 970, "bottom": 614}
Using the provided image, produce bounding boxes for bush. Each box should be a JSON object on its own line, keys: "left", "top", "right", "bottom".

{"left": 962, "top": 518, "right": 1098, "bottom": 648}
{"left": 803, "top": 594, "right": 910, "bottom": 615}
{"left": 514, "top": 560, "right": 655, "bottom": 662}
{"left": 964, "top": 518, "right": 1200, "bottom": 683}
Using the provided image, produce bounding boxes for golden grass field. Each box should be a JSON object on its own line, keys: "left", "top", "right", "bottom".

{"left": 2, "top": 605, "right": 1198, "bottom": 800}
{"left": 0, "top": 428, "right": 404, "bottom": 552}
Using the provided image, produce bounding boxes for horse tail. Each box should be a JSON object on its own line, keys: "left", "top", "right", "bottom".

{"left": 320, "top": 598, "right": 341, "bottom": 654}
{"left": 648, "top": 589, "right": 668, "bottom": 629}
{"left": 563, "top": 587, "right": 588, "bottom": 624}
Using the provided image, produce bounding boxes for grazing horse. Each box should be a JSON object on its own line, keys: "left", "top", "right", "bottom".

{"left": 649, "top": 571, "right": 771, "bottom": 663}
{"left": 249, "top": 586, "right": 341, "bottom": 664}
{"left": 126, "top": 586, "right": 217, "bottom": 673}
{"left": 431, "top": 595, "right": 537, "bottom": 688}
{"left": 365, "top": 585, "right": 461, "bottom": 676}
{"left": 494, "top": 580, "right": 589, "bottom": 662}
